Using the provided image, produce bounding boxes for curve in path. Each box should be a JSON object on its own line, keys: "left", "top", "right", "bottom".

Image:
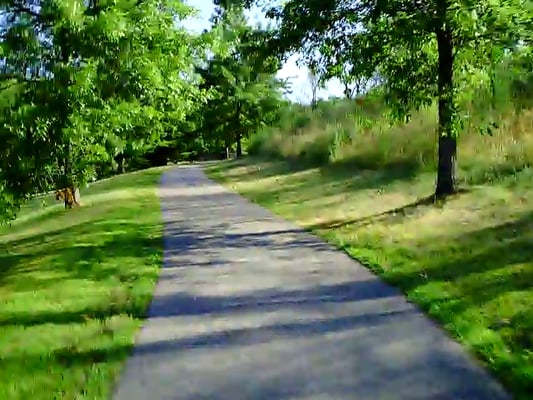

{"left": 113, "top": 164, "right": 510, "bottom": 400}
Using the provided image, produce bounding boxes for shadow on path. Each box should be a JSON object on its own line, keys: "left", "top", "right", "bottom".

{"left": 112, "top": 165, "right": 511, "bottom": 400}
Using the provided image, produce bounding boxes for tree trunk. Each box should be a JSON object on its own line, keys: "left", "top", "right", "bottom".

{"left": 63, "top": 140, "right": 78, "bottom": 209}
{"left": 234, "top": 101, "right": 242, "bottom": 158}
{"left": 116, "top": 153, "right": 126, "bottom": 173}
{"left": 435, "top": 19, "right": 457, "bottom": 198}
{"left": 343, "top": 82, "right": 352, "bottom": 99}
{"left": 490, "top": 47, "right": 497, "bottom": 109}
{"left": 236, "top": 132, "right": 242, "bottom": 158}
{"left": 311, "top": 87, "right": 318, "bottom": 110}
{"left": 436, "top": 134, "right": 456, "bottom": 197}
{"left": 58, "top": 32, "right": 78, "bottom": 209}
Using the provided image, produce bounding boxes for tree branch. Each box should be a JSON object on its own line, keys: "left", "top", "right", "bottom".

{"left": 0, "top": 72, "right": 43, "bottom": 83}
{"left": 11, "top": 6, "right": 43, "bottom": 19}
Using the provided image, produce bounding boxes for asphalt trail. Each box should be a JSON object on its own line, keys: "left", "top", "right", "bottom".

{"left": 113, "top": 164, "right": 510, "bottom": 400}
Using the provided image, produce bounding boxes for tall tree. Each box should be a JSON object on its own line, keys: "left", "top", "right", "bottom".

{"left": 230, "top": 0, "right": 527, "bottom": 197}
{"left": 0, "top": 0, "right": 200, "bottom": 219}
{"left": 307, "top": 61, "right": 320, "bottom": 109}
{"left": 195, "top": 3, "right": 283, "bottom": 158}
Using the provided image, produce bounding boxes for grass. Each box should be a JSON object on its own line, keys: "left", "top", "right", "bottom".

{"left": 0, "top": 167, "right": 167, "bottom": 400}
{"left": 206, "top": 156, "right": 533, "bottom": 400}
{"left": 249, "top": 101, "right": 533, "bottom": 183}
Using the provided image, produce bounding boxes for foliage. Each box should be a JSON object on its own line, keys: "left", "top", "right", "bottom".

{"left": 231, "top": 0, "right": 530, "bottom": 197}
{"left": 194, "top": 4, "right": 284, "bottom": 157}
{"left": 0, "top": 0, "right": 287, "bottom": 222}
{"left": 248, "top": 56, "right": 533, "bottom": 181}
{"left": 0, "top": 0, "right": 203, "bottom": 221}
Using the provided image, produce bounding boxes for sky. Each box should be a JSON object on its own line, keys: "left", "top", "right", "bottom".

{"left": 181, "top": 0, "right": 345, "bottom": 103}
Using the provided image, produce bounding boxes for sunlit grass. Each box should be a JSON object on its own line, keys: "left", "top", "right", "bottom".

{"left": 0, "top": 167, "right": 167, "bottom": 399}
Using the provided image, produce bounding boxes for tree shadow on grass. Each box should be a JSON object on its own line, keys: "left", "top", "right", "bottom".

{"left": 374, "top": 211, "right": 533, "bottom": 397}
{"left": 307, "top": 194, "right": 438, "bottom": 231}
{"left": 0, "top": 220, "right": 160, "bottom": 281}
{"left": 306, "top": 187, "right": 473, "bottom": 232}
{"left": 300, "top": 189, "right": 532, "bottom": 316}
{"left": 388, "top": 210, "right": 533, "bottom": 293}
{"left": 0, "top": 217, "right": 163, "bottom": 396}
{"left": 0, "top": 186, "right": 159, "bottom": 237}
{"left": 0, "top": 214, "right": 162, "bottom": 329}
{"left": 233, "top": 165, "right": 423, "bottom": 212}
{"left": 204, "top": 156, "right": 422, "bottom": 191}
{"left": 54, "top": 345, "right": 130, "bottom": 367}
{"left": 0, "top": 303, "right": 140, "bottom": 328}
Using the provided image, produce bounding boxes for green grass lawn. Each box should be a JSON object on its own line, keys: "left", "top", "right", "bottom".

{"left": 0, "top": 167, "right": 166, "bottom": 399}
{"left": 206, "top": 158, "right": 533, "bottom": 400}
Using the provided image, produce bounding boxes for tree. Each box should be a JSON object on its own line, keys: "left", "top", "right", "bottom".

{"left": 307, "top": 61, "right": 320, "bottom": 109}
{"left": 194, "top": 3, "right": 284, "bottom": 158}
{"left": 230, "top": 0, "right": 527, "bottom": 197}
{"left": 0, "top": 0, "right": 200, "bottom": 219}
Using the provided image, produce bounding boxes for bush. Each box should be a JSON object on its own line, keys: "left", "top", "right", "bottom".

{"left": 246, "top": 58, "right": 533, "bottom": 183}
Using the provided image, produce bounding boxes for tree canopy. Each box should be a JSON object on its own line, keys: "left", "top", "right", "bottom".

{"left": 0, "top": 0, "right": 284, "bottom": 221}
{"left": 227, "top": 0, "right": 531, "bottom": 197}
{"left": 1, "top": 0, "right": 532, "bottom": 221}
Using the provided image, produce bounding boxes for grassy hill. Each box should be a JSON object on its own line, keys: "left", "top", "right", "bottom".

{"left": 206, "top": 73, "right": 533, "bottom": 398}
{"left": 0, "top": 167, "right": 166, "bottom": 399}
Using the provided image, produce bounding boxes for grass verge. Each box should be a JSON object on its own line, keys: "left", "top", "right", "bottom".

{"left": 206, "top": 158, "right": 533, "bottom": 400}
{"left": 0, "top": 167, "right": 166, "bottom": 400}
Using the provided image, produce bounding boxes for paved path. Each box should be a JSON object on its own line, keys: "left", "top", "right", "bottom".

{"left": 113, "top": 165, "right": 510, "bottom": 400}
